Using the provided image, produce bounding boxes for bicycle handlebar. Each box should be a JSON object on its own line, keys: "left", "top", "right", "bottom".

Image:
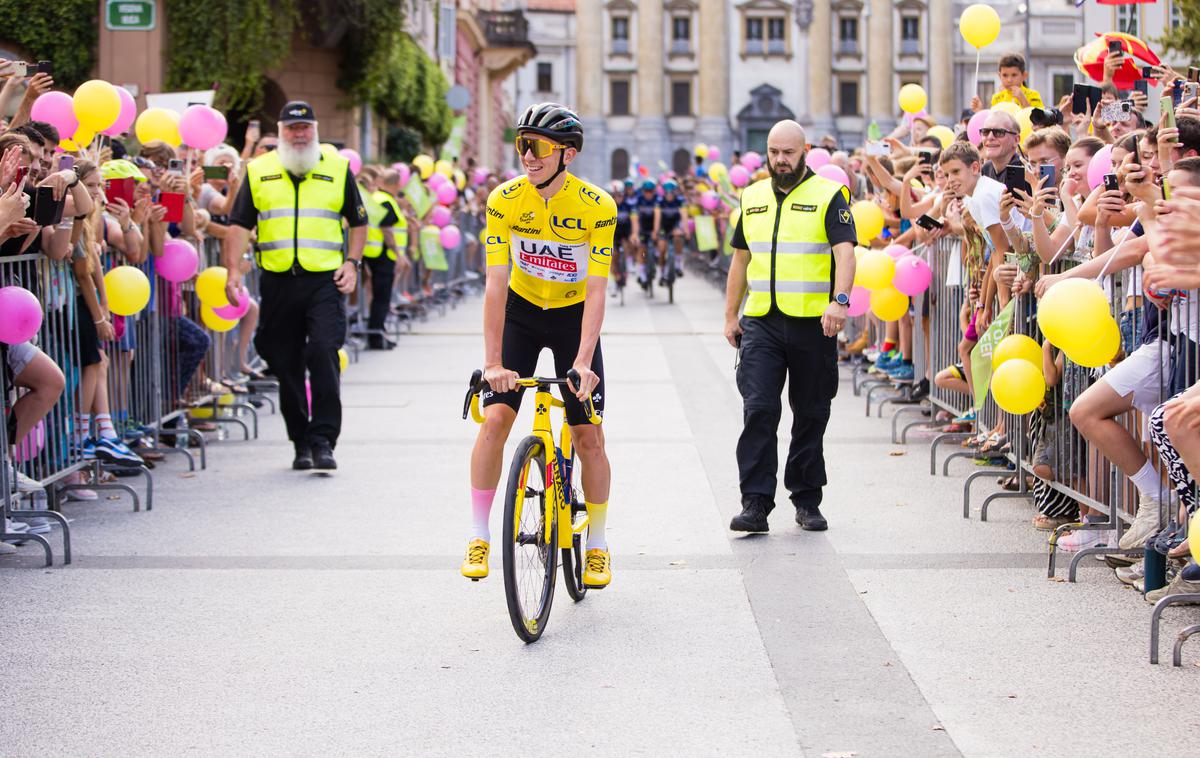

{"left": 461, "top": 369, "right": 600, "bottom": 425}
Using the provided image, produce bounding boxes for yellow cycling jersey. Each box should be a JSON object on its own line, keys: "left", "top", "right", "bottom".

{"left": 485, "top": 172, "right": 618, "bottom": 308}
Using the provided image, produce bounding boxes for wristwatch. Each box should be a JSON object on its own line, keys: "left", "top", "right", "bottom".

{"left": 834, "top": 292, "right": 851, "bottom": 307}
{"left": 349, "top": 258, "right": 363, "bottom": 271}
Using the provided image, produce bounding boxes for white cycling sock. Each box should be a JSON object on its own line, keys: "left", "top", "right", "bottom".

{"left": 1130, "top": 460, "right": 1164, "bottom": 502}
{"left": 470, "top": 487, "right": 495, "bottom": 542}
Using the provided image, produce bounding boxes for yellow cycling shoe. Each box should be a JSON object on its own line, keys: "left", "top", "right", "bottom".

{"left": 461, "top": 539, "right": 490, "bottom": 580}
{"left": 583, "top": 548, "right": 611, "bottom": 588}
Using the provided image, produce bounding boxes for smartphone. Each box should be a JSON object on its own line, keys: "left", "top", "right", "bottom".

{"left": 57, "top": 154, "right": 74, "bottom": 171}
{"left": 1109, "top": 40, "right": 1123, "bottom": 56}
{"left": 31, "top": 186, "right": 63, "bottom": 226}
{"left": 14, "top": 165, "right": 28, "bottom": 185}
{"left": 1186, "top": 82, "right": 1200, "bottom": 104}
{"left": 1004, "top": 164, "right": 1031, "bottom": 196}
{"left": 202, "top": 165, "right": 230, "bottom": 180}
{"left": 1134, "top": 79, "right": 1149, "bottom": 96}
{"left": 157, "top": 191, "right": 185, "bottom": 223}
{"left": 915, "top": 214, "right": 944, "bottom": 231}
{"left": 1190, "top": 66, "right": 1200, "bottom": 83}
{"left": 167, "top": 158, "right": 184, "bottom": 173}
{"left": 1163, "top": 176, "right": 1172, "bottom": 201}
{"left": 1143, "top": 66, "right": 1157, "bottom": 80}
{"left": 1039, "top": 164, "right": 1056, "bottom": 188}
{"left": 1073, "top": 83, "right": 1103, "bottom": 115}
{"left": 1163, "top": 96, "right": 1177, "bottom": 129}
{"left": 918, "top": 149, "right": 935, "bottom": 166}
{"left": 865, "top": 140, "right": 889, "bottom": 157}
{"left": 104, "top": 177, "right": 135, "bottom": 207}
{"left": 1101, "top": 101, "right": 1128, "bottom": 123}
{"left": 1173, "top": 80, "right": 1185, "bottom": 107}
{"left": 248, "top": 119, "right": 260, "bottom": 131}
{"left": 1103, "top": 173, "right": 1120, "bottom": 193}
{"left": 6, "top": 60, "right": 27, "bottom": 77}
{"left": 35, "top": 60, "right": 51, "bottom": 75}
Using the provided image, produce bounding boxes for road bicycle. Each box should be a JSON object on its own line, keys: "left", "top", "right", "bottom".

{"left": 462, "top": 368, "right": 601, "bottom": 642}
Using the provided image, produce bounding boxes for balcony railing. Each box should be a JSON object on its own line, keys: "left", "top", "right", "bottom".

{"left": 478, "top": 10, "right": 530, "bottom": 47}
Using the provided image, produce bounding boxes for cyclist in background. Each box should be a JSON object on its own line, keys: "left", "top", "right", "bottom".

{"left": 632, "top": 179, "right": 660, "bottom": 290}
{"left": 610, "top": 180, "right": 634, "bottom": 298}
{"left": 656, "top": 179, "right": 685, "bottom": 284}
{"left": 462, "top": 103, "right": 618, "bottom": 589}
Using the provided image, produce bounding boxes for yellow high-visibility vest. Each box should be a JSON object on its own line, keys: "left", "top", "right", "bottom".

{"left": 739, "top": 174, "right": 848, "bottom": 318}
{"left": 246, "top": 150, "right": 349, "bottom": 273}
{"left": 365, "top": 190, "right": 407, "bottom": 261}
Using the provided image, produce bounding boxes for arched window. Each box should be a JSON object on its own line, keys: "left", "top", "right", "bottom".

{"left": 672, "top": 148, "right": 691, "bottom": 177}
{"left": 610, "top": 148, "right": 629, "bottom": 180}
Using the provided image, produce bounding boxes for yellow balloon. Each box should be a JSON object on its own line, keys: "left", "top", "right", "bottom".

{"left": 338, "top": 348, "right": 349, "bottom": 373}
{"left": 195, "top": 266, "right": 230, "bottom": 307}
{"left": 104, "top": 265, "right": 150, "bottom": 316}
{"left": 454, "top": 169, "right": 466, "bottom": 190}
{"left": 200, "top": 305, "right": 237, "bottom": 333}
{"left": 851, "top": 201, "right": 885, "bottom": 245}
{"left": 870, "top": 287, "right": 909, "bottom": 321}
{"left": 1064, "top": 316, "right": 1121, "bottom": 368}
{"left": 709, "top": 162, "right": 727, "bottom": 180}
{"left": 413, "top": 154, "right": 434, "bottom": 180}
{"left": 694, "top": 143, "right": 709, "bottom": 159}
{"left": 992, "top": 334, "right": 1042, "bottom": 371}
{"left": 991, "top": 358, "right": 1045, "bottom": 415}
{"left": 991, "top": 101, "right": 1020, "bottom": 117}
{"left": 1037, "top": 278, "right": 1111, "bottom": 352}
{"left": 73, "top": 127, "right": 96, "bottom": 148}
{"left": 1191, "top": 510, "right": 1200, "bottom": 565}
{"left": 960, "top": 3, "right": 1001, "bottom": 49}
{"left": 898, "top": 83, "right": 928, "bottom": 114}
{"left": 858, "top": 250, "right": 896, "bottom": 290}
{"left": 73, "top": 79, "right": 121, "bottom": 131}
{"left": 135, "top": 107, "right": 181, "bottom": 147}
{"left": 926, "top": 125, "right": 955, "bottom": 149}
{"left": 728, "top": 207, "right": 741, "bottom": 232}
{"left": 60, "top": 139, "right": 80, "bottom": 152}
{"left": 435, "top": 159, "right": 453, "bottom": 178}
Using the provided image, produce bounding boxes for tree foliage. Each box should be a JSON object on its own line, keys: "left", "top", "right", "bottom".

{"left": 1159, "top": 0, "right": 1200, "bottom": 59}
{"left": 0, "top": 0, "right": 97, "bottom": 89}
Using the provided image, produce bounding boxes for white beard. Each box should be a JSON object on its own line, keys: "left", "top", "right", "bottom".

{"left": 278, "top": 137, "right": 321, "bottom": 176}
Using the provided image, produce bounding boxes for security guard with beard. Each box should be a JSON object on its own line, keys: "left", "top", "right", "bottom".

{"left": 223, "top": 101, "right": 367, "bottom": 471}
{"left": 723, "top": 120, "right": 857, "bottom": 533}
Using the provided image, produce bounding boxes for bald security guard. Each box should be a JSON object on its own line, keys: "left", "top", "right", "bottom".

{"left": 724, "top": 120, "right": 857, "bottom": 533}
{"left": 223, "top": 101, "right": 367, "bottom": 471}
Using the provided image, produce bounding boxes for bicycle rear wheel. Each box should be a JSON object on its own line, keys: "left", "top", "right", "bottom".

{"left": 502, "top": 436, "right": 558, "bottom": 642}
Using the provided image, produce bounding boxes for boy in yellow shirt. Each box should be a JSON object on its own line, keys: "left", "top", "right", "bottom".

{"left": 990, "top": 53, "right": 1043, "bottom": 109}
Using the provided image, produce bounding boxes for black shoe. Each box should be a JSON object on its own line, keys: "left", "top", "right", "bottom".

{"left": 794, "top": 503, "right": 828, "bottom": 531}
{"left": 730, "top": 498, "right": 771, "bottom": 532}
{"left": 310, "top": 441, "right": 337, "bottom": 470}
{"left": 910, "top": 378, "right": 930, "bottom": 402}
{"left": 292, "top": 445, "right": 313, "bottom": 470}
{"left": 367, "top": 337, "right": 396, "bottom": 350}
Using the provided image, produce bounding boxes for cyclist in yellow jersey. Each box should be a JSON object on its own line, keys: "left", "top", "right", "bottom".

{"left": 462, "top": 103, "right": 618, "bottom": 588}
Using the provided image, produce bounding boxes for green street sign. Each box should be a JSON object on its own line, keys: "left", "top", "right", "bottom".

{"left": 106, "top": 0, "right": 156, "bottom": 31}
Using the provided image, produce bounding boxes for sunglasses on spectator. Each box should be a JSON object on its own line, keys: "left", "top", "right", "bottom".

{"left": 979, "top": 128, "right": 1018, "bottom": 138}
{"left": 514, "top": 136, "right": 566, "bottom": 159}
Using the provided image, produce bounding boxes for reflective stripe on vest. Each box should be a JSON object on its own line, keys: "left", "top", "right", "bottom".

{"left": 246, "top": 150, "right": 349, "bottom": 273}
{"left": 740, "top": 174, "right": 847, "bottom": 318}
{"left": 365, "top": 191, "right": 406, "bottom": 261}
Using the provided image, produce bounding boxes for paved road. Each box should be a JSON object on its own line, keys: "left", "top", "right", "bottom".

{"left": 2, "top": 273, "right": 1197, "bottom": 756}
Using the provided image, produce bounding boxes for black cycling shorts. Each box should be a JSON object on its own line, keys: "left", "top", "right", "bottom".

{"left": 481, "top": 290, "right": 605, "bottom": 426}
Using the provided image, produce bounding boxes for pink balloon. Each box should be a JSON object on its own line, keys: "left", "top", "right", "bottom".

{"left": 338, "top": 148, "right": 362, "bottom": 175}
{"left": 436, "top": 183, "right": 458, "bottom": 205}
{"left": 430, "top": 205, "right": 452, "bottom": 228}
{"left": 13, "top": 419, "right": 44, "bottom": 463}
{"left": 179, "top": 105, "right": 227, "bottom": 150}
{"left": 883, "top": 244, "right": 911, "bottom": 259}
{"left": 30, "top": 92, "right": 78, "bottom": 141}
{"left": 102, "top": 86, "right": 137, "bottom": 137}
{"left": 807, "top": 148, "right": 832, "bottom": 170}
{"left": 707, "top": 146, "right": 721, "bottom": 161}
{"left": 1087, "top": 145, "right": 1114, "bottom": 191}
{"left": 817, "top": 164, "right": 850, "bottom": 188}
{"left": 0, "top": 286, "right": 43, "bottom": 344}
{"left": 213, "top": 288, "right": 251, "bottom": 320}
{"left": 740, "top": 152, "right": 762, "bottom": 171}
{"left": 893, "top": 255, "right": 933, "bottom": 296}
{"left": 700, "top": 191, "right": 720, "bottom": 211}
{"left": 157, "top": 238, "right": 199, "bottom": 283}
{"left": 440, "top": 224, "right": 462, "bottom": 249}
{"left": 847, "top": 285, "right": 871, "bottom": 317}
{"left": 473, "top": 167, "right": 490, "bottom": 186}
{"left": 396, "top": 164, "right": 411, "bottom": 187}
{"left": 730, "top": 165, "right": 750, "bottom": 187}
{"left": 427, "top": 172, "right": 448, "bottom": 190}
{"left": 686, "top": 217, "right": 696, "bottom": 233}
{"left": 967, "top": 110, "right": 991, "bottom": 146}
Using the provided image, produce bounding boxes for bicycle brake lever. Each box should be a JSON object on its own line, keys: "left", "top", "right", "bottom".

{"left": 565, "top": 369, "right": 598, "bottom": 422}
{"left": 462, "top": 369, "right": 483, "bottom": 420}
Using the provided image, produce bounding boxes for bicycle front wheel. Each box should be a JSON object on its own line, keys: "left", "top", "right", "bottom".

{"left": 502, "top": 436, "right": 558, "bottom": 642}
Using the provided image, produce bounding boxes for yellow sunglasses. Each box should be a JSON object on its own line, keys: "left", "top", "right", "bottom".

{"left": 514, "top": 136, "right": 568, "bottom": 159}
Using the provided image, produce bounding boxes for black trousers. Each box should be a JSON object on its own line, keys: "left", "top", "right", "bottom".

{"left": 256, "top": 271, "right": 346, "bottom": 448}
{"left": 365, "top": 255, "right": 394, "bottom": 339}
{"left": 735, "top": 312, "right": 838, "bottom": 510}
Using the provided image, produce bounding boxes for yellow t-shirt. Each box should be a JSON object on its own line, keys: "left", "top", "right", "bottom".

{"left": 485, "top": 173, "right": 618, "bottom": 308}
{"left": 991, "top": 85, "right": 1044, "bottom": 109}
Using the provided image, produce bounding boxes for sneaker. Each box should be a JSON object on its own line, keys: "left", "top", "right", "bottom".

{"left": 845, "top": 333, "right": 870, "bottom": 355}
{"left": 1055, "top": 527, "right": 1113, "bottom": 553}
{"left": 952, "top": 409, "right": 977, "bottom": 425}
{"left": 872, "top": 351, "right": 901, "bottom": 373}
{"left": 888, "top": 363, "right": 915, "bottom": 381}
{"left": 910, "top": 378, "right": 930, "bottom": 401}
{"left": 730, "top": 498, "right": 771, "bottom": 532}
{"left": 1145, "top": 571, "right": 1200, "bottom": 604}
{"left": 80, "top": 437, "right": 97, "bottom": 461}
{"left": 7, "top": 463, "right": 41, "bottom": 494}
{"left": 1116, "top": 561, "right": 1145, "bottom": 586}
{"left": 13, "top": 518, "right": 51, "bottom": 535}
{"left": 94, "top": 437, "right": 144, "bottom": 466}
{"left": 65, "top": 487, "right": 98, "bottom": 502}
{"left": 0, "top": 542, "right": 15, "bottom": 555}
{"left": 4, "top": 519, "right": 29, "bottom": 534}
{"left": 292, "top": 444, "right": 313, "bottom": 471}
{"left": 461, "top": 539, "right": 490, "bottom": 580}
{"left": 794, "top": 502, "right": 828, "bottom": 531}
{"left": 583, "top": 548, "right": 612, "bottom": 588}
{"left": 1118, "top": 496, "right": 1162, "bottom": 551}
{"left": 310, "top": 440, "right": 337, "bottom": 471}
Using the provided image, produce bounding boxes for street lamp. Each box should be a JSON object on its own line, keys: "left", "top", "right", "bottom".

{"left": 1017, "top": 3, "right": 1030, "bottom": 78}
